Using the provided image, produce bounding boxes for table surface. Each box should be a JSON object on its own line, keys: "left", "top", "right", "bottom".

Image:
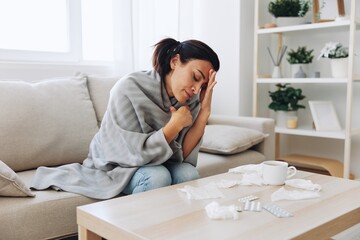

{"left": 77, "top": 171, "right": 360, "bottom": 240}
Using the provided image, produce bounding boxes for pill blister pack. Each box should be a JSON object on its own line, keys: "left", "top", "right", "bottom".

{"left": 238, "top": 195, "right": 259, "bottom": 203}
{"left": 243, "top": 200, "right": 262, "bottom": 212}
{"left": 262, "top": 204, "right": 293, "bottom": 218}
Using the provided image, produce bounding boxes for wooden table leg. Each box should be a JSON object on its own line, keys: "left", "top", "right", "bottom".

{"left": 78, "top": 225, "right": 102, "bottom": 240}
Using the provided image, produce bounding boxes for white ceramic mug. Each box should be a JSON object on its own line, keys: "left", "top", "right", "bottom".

{"left": 262, "top": 160, "right": 297, "bottom": 185}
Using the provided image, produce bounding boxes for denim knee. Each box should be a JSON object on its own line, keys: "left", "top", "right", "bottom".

{"left": 123, "top": 165, "right": 172, "bottom": 194}
{"left": 164, "top": 162, "right": 200, "bottom": 184}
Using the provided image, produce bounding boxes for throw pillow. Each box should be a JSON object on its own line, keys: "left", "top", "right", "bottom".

{"left": 0, "top": 74, "right": 99, "bottom": 172}
{"left": 200, "top": 125, "right": 268, "bottom": 155}
{"left": 0, "top": 160, "right": 35, "bottom": 197}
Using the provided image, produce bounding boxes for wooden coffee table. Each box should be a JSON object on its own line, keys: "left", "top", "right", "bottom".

{"left": 77, "top": 171, "right": 360, "bottom": 240}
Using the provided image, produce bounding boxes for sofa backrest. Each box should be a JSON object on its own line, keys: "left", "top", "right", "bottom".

{"left": 0, "top": 74, "right": 100, "bottom": 171}
{"left": 86, "top": 75, "right": 119, "bottom": 125}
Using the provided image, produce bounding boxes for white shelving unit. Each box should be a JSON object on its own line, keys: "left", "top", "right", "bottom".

{"left": 253, "top": 0, "right": 359, "bottom": 178}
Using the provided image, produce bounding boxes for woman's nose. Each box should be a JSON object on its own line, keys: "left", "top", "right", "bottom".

{"left": 191, "top": 85, "right": 200, "bottom": 94}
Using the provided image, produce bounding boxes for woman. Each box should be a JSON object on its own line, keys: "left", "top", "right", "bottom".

{"left": 31, "top": 38, "right": 220, "bottom": 199}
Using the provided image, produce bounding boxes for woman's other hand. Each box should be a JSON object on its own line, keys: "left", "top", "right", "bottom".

{"left": 163, "top": 106, "right": 193, "bottom": 143}
{"left": 199, "top": 69, "right": 217, "bottom": 116}
{"left": 169, "top": 106, "right": 193, "bottom": 129}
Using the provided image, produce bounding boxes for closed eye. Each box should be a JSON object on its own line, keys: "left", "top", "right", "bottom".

{"left": 193, "top": 74, "right": 200, "bottom": 82}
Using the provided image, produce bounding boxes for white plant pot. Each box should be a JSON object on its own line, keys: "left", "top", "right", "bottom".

{"left": 291, "top": 64, "right": 309, "bottom": 78}
{"left": 276, "top": 17, "right": 306, "bottom": 27}
{"left": 330, "top": 58, "right": 348, "bottom": 78}
{"left": 276, "top": 111, "right": 297, "bottom": 128}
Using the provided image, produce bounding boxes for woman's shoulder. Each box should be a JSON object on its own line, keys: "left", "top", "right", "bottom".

{"left": 111, "top": 70, "right": 159, "bottom": 94}
{"left": 117, "top": 70, "right": 157, "bottom": 87}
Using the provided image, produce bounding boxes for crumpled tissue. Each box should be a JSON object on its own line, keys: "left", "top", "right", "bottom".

{"left": 229, "top": 164, "right": 323, "bottom": 190}
{"left": 205, "top": 201, "right": 239, "bottom": 220}
{"left": 271, "top": 187, "right": 321, "bottom": 202}
{"left": 229, "top": 164, "right": 264, "bottom": 186}
{"left": 228, "top": 164, "right": 263, "bottom": 175}
{"left": 239, "top": 172, "right": 264, "bottom": 186}
{"left": 215, "top": 179, "right": 241, "bottom": 188}
{"left": 178, "top": 183, "right": 224, "bottom": 200}
{"left": 285, "top": 179, "right": 322, "bottom": 192}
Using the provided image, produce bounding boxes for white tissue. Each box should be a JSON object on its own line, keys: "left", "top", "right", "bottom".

{"left": 239, "top": 172, "right": 264, "bottom": 186}
{"left": 229, "top": 164, "right": 319, "bottom": 188}
{"left": 215, "top": 180, "right": 240, "bottom": 188}
{"left": 205, "top": 201, "right": 239, "bottom": 220}
{"left": 271, "top": 187, "right": 320, "bottom": 202}
{"left": 229, "top": 164, "right": 263, "bottom": 174}
{"left": 229, "top": 164, "right": 264, "bottom": 186}
{"left": 178, "top": 183, "right": 224, "bottom": 200}
{"left": 285, "top": 179, "right": 322, "bottom": 192}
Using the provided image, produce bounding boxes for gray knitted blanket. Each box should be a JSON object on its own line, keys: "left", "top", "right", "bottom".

{"left": 31, "top": 70, "right": 201, "bottom": 199}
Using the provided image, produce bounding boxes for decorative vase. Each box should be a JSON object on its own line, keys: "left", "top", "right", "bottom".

{"left": 330, "top": 58, "right": 348, "bottom": 78}
{"left": 276, "top": 111, "right": 297, "bottom": 128}
{"left": 291, "top": 64, "right": 308, "bottom": 78}
{"left": 276, "top": 17, "right": 306, "bottom": 27}
{"left": 272, "top": 66, "right": 282, "bottom": 78}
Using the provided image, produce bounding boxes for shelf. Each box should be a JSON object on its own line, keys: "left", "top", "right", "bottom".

{"left": 257, "top": 20, "right": 351, "bottom": 34}
{"left": 257, "top": 77, "right": 348, "bottom": 83}
{"left": 278, "top": 154, "right": 354, "bottom": 178}
{"left": 253, "top": 0, "right": 358, "bottom": 179}
{"left": 275, "top": 126, "right": 346, "bottom": 139}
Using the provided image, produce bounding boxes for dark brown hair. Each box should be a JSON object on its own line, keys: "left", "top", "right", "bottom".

{"left": 152, "top": 38, "right": 220, "bottom": 81}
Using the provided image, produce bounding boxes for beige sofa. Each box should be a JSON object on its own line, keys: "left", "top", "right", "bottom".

{"left": 0, "top": 74, "right": 274, "bottom": 240}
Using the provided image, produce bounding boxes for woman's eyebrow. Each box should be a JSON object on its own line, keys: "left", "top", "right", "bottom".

{"left": 196, "top": 69, "right": 206, "bottom": 80}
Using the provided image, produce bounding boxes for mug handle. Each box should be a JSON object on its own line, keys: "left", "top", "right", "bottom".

{"left": 286, "top": 166, "right": 297, "bottom": 179}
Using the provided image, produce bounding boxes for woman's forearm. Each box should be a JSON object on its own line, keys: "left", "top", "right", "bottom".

{"left": 182, "top": 110, "right": 210, "bottom": 159}
{"left": 162, "top": 119, "right": 183, "bottom": 144}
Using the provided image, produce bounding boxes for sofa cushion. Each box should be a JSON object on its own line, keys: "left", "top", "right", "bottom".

{"left": 0, "top": 74, "right": 99, "bottom": 172}
{"left": 0, "top": 160, "right": 35, "bottom": 197}
{"left": 0, "top": 170, "right": 98, "bottom": 240}
{"left": 87, "top": 75, "right": 119, "bottom": 124}
{"left": 200, "top": 125, "right": 268, "bottom": 155}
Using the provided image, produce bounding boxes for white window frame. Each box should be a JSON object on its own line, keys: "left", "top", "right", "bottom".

{"left": 0, "top": 0, "right": 82, "bottom": 63}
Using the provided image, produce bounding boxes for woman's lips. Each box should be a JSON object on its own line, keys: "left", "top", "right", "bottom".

{"left": 185, "top": 90, "right": 192, "bottom": 99}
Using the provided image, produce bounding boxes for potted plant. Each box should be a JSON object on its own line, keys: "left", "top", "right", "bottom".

{"left": 268, "top": 0, "right": 311, "bottom": 27}
{"left": 287, "top": 46, "right": 314, "bottom": 78}
{"left": 317, "top": 42, "right": 349, "bottom": 78}
{"left": 268, "top": 83, "right": 306, "bottom": 127}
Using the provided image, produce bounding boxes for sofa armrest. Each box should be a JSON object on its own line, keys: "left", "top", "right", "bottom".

{"left": 207, "top": 114, "right": 275, "bottom": 160}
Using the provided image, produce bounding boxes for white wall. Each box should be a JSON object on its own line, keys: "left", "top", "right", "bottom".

{"left": 186, "top": 0, "right": 243, "bottom": 116}
{"left": 181, "top": 0, "right": 254, "bottom": 116}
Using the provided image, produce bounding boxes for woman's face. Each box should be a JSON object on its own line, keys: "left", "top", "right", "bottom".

{"left": 165, "top": 54, "right": 213, "bottom": 104}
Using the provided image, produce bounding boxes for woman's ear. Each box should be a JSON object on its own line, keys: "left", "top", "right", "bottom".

{"left": 170, "top": 54, "right": 180, "bottom": 69}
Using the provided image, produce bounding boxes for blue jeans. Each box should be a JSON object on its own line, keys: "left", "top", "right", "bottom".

{"left": 122, "top": 162, "right": 200, "bottom": 194}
